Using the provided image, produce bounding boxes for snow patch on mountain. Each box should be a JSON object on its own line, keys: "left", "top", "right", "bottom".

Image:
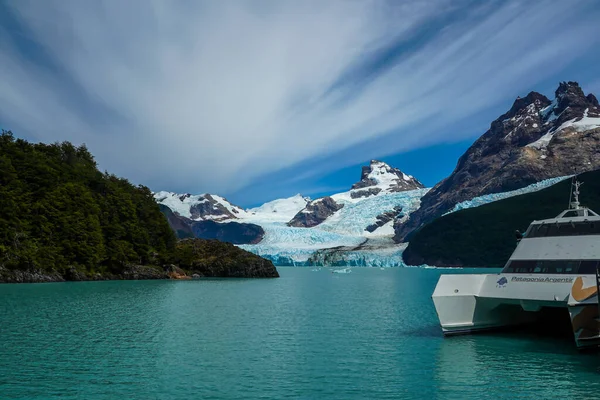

{"left": 154, "top": 191, "right": 203, "bottom": 219}
{"left": 528, "top": 109, "right": 600, "bottom": 150}
{"left": 245, "top": 194, "right": 309, "bottom": 223}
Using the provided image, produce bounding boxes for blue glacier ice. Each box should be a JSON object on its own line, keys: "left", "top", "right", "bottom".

{"left": 239, "top": 177, "right": 571, "bottom": 267}
{"left": 446, "top": 176, "right": 572, "bottom": 214}
{"left": 238, "top": 189, "right": 428, "bottom": 265}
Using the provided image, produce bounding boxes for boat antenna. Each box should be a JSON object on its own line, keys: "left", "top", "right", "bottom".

{"left": 570, "top": 179, "right": 583, "bottom": 210}
{"left": 568, "top": 176, "right": 574, "bottom": 209}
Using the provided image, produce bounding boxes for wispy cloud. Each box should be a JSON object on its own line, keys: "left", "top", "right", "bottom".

{"left": 1, "top": 0, "right": 599, "bottom": 196}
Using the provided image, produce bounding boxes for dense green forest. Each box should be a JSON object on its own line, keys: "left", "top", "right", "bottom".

{"left": 403, "top": 169, "right": 600, "bottom": 268}
{"left": 0, "top": 130, "right": 176, "bottom": 278}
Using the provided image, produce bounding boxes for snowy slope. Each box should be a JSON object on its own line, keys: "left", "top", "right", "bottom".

{"left": 153, "top": 191, "right": 247, "bottom": 221}
{"left": 323, "top": 188, "right": 428, "bottom": 235}
{"left": 245, "top": 194, "right": 310, "bottom": 223}
{"left": 527, "top": 108, "right": 600, "bottom": 150}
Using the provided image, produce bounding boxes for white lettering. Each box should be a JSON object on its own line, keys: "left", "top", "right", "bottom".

{"left": 510, "top": 276, "right": 574, "bottom": 283}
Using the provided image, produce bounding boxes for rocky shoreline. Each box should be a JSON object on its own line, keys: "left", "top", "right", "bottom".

{"left": 0, "top": 239, "right": 280, "bottom": 284}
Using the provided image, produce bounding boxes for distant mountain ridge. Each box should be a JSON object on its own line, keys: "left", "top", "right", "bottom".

{"left": 156, "top": 160, "right": 425, "bottom": 264}
{"left": 394, "top": 81, "right": 600, "bottom": 242}
{"left": 156, "top": 159, "right": 422, "bottom": 232}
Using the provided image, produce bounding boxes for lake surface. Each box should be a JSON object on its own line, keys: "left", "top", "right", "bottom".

{"left": 2, "top": 267, "right": 600, "bottom": 399}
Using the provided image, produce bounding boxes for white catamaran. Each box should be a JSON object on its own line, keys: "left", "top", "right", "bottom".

{"left": 433, "top": 179, "right": 600, "bottom": 349}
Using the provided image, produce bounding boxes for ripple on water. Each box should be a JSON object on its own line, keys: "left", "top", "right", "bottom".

{"left": 1, "top": 268, "right": 600, "bottom": 399}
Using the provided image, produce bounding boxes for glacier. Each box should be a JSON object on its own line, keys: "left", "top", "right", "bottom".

{"left": 239, "top": 188, "right": 428, "bottom": 265}
{"left": 240, "top": 177, "right": 573, "bottom": 267}
{"left": 446, "top": 176, "right": 572, "bottom": 215}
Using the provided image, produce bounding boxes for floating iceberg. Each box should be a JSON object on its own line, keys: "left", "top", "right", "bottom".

{"left": 332, "top": 268, "right": 352, "bottom": 274}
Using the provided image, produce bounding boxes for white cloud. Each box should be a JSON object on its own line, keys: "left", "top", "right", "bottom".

{"left": 1, "top": 0, "right": 599, "bottom": 195}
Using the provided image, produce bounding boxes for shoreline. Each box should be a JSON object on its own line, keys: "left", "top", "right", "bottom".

{"left": 0, "top": 263, "right": 279, "bottom": 284}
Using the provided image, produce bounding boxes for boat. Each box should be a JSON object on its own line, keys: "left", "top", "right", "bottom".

{"left": 432, "top": 179, "right": 600, "bottom": 349}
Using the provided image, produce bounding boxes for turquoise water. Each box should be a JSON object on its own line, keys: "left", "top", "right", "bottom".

{"left": 2, "top": 267, "right": 600, "bottom": 399}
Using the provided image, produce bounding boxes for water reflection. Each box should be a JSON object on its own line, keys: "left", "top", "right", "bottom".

{"left": 435, "top": 332, "right": 600, "bottom": 399}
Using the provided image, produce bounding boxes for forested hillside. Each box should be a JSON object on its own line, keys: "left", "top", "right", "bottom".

{"left": 403, "top": 169, "right": 600, "bottom": 268}
{"left": 0, "top": 130, "right": 176, "bottom": 279}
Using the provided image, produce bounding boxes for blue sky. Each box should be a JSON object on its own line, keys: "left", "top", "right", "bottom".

{"left": 1, "top": 0, "right": 600, "bottom": 208}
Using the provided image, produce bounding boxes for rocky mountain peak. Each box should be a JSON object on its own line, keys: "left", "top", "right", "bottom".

{"left": 351, "top": 160, "right": 424, "bottom": 193}
{"left": 394, "top": 81, "right": 600, "bottom": 243}
{"left": 154, "top": 191, "right": 245, "bottom": 222}
{"left": 287, "top": 196, "right": 344, "bottom": 228}
{"left": 551, "top": 81, "right": 595, "bottom": 121}
{"left": 506, "top": 91, "right": 551, "bottom": 120}
{"left": 555, "top": 81, "right": 585, "bottom": 99}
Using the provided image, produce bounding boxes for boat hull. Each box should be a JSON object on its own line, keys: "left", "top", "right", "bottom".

{"left": 433, "top": 273, "right": 599, "bottom": 349}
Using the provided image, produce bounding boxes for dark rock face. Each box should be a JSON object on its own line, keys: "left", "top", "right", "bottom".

{"left": 121, "top": 265, "right": 169, "bottom": 280}
{"left": 366, "top": 206, "right": 402, "bottom": 233}
{"left": 188, "top": 194, "right": 237, "bottom": 221}
{"left": 352, "top": 160, "right": 424, "bottom": 193}
{"left": 0, "top": 264, "right": 168, "bottom": 283}
{"left": 287, "top": 197, "right": 344, "bottom": 228}
{"left": 394, "top": 81, "right": 600, "bottom": 242}
{"left": 159, "top": 204, "right": 195, "bottom": 238}
{"left": 351, "top": 187, "right": 382, "bottom": 199}
{"left": 0, "top": 267, "right": 65, "bottom": 283}
{"left": 159, "top": 204, "right": 264, "bottom": 244}
{"left": 175, "top": 239, "right": 279, "bottom": 278}
{"left": 191, "top": 220, "right": 264, "bottom": 244}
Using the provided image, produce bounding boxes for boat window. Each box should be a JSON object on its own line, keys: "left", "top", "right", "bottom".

{"left": 502, "top": 260, "right": 596, "bottom": 274}
{"left": 579, "top": 261, "right": 599, "bottom": 274}
{"left": 526, "top": 222, "right": 600, "bottom": 238}
{"left": 502, "top": 260, "right": 536, "bottom": 273}
{"left": 546, "top": 224, "right": 561, "bottom": 236}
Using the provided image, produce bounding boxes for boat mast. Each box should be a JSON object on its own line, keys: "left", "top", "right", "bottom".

{"left": 570, "top": 179, "right": 583, "bottom": 210}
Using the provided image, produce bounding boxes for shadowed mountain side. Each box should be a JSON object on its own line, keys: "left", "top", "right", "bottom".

{"left": 158, "top": 205, "right": 264, "bottom": 244}
{"left": 403, "top": 169, "right": 600, "bottom": 268}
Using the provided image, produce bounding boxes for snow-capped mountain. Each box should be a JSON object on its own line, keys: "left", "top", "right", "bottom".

{"left": 153, "top": 191, "right": 246, "bottom": 221}
{"left": 395, "top": 81, "right": 600, "bottom": 242}
{"left": 236, "top": 160, "right": 429, "bottom": 265}
{"left": 351, "top": 159, "right": 424, "bottom": 196}
{"left": 287, "top": 160, "right": 423, "bottom": 228}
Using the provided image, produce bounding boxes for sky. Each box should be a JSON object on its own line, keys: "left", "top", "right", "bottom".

{"left": 1, "top": 0, "right": 600, "bottom": 208}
